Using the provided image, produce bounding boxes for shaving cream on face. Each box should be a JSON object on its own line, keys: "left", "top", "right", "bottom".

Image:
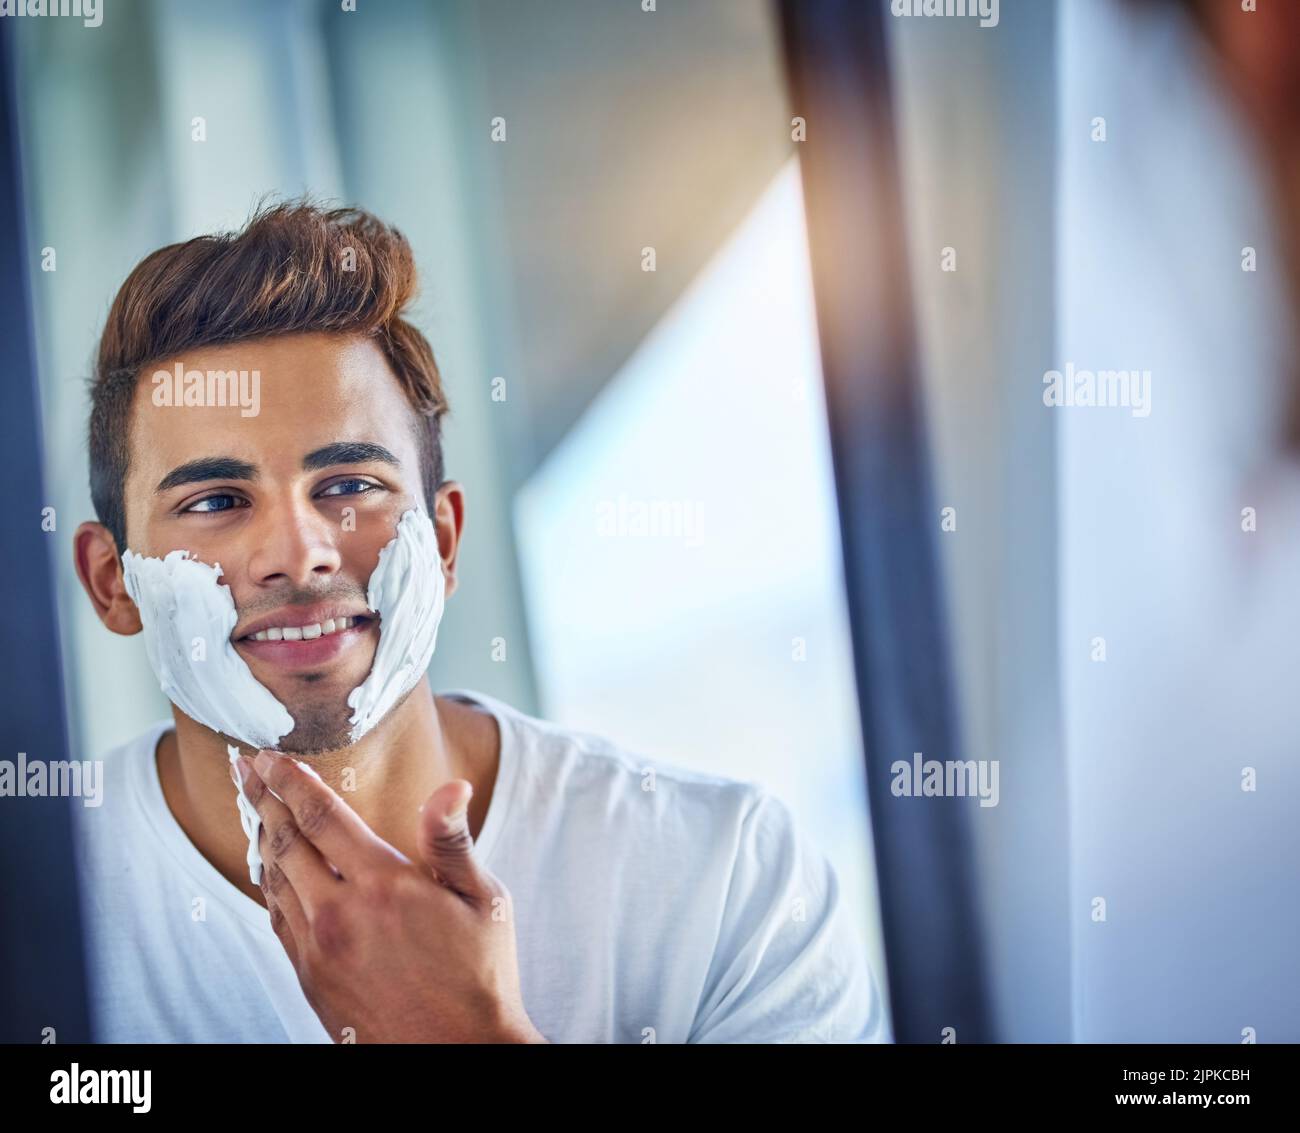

{"left": 346, "top": 507, "right": 446, "bottom": 742}
{"left": 122, "top": 550, "right": 295, "bottom": 751}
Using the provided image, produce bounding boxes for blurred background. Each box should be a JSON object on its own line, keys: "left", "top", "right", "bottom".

{"left": 7, "top": 0, "right": 1300, "bottom": 1043}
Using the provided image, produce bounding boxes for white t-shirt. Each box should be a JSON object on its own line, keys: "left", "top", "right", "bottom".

{"left": 71, "top": 688, "right": 888, "bottom": 1043}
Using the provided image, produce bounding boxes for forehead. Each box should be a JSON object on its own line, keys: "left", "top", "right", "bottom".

{"left": 126, "top": 332, "right": 419, "bottom": 485}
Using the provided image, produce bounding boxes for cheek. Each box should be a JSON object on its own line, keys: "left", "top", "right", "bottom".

{"left": 347, "top": 546, "right": 383, "bottom": 592}
{"left": 345, "top": 522, "right": 402, "bottom": 590}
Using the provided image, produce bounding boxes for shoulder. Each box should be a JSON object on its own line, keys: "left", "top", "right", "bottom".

{"left": 450, "top": 688, "right": 767, "bottom": 836}
{"left": 99, "top": 719, "right": 174, "bottom": 763}
{"left": 73, "top": 719, "right": 172, "bottom": 838}
{"left": 84, "top": 718, "right": 172, "bottom": 793}
{"left": 440, "top": 692, "right": 886, "bottom": 1041}
{"left": 444, "top": 691, "right": 851, "bottom": 943}
{"left": 440, "top": 688, "right": 782, "bottom": 887}
{"left": 71, "top": 719, "right": 175, "bottom": 915}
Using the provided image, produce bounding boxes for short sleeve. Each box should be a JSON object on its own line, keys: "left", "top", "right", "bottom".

{"left": 687, "top": 790, "right": 890, "bottom": 1043}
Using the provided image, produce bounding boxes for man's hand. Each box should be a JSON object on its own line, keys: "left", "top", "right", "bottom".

{"left": 233, "top": 750, "right": 547, "bottom": 1044}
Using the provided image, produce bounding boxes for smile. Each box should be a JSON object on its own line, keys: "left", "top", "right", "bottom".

{"left": 243, "top": 615, "right": 366, "bottom": 642}
{"left": 233, "top": 609, "right": 377, "bottom": 672}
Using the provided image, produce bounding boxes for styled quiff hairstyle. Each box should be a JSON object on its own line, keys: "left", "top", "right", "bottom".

{"left": 89, "top": 200, "right": 450, "bottom": 553}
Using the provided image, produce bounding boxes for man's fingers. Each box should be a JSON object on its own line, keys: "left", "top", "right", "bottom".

{"left": 416, "top": 780, "right": 501, "bottom": 903}
{"left": 261, "top": 861, "right": 306, "bottom": 964}
{"left": 250, "top": 750, "right": 394, "bottom": 876}
{"left": 238, "top": 756, "right": 336, "bottom": 914}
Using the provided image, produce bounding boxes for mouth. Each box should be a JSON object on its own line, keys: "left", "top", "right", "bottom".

{"left": 239, "top": 614, "right": 370, "bottom": 643}
{"left": 233, "top": 610, "right": 377, "bottom": 671}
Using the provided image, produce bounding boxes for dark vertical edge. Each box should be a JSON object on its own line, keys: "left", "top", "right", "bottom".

{"left": 0, "top": 22, "right": 93, "bottom": 1043}
{"left": 774, "top": 0, "right": 995, "bottom": 1043}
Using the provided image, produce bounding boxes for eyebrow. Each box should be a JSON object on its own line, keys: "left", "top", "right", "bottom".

{"left": 154, "top": 443, "right": 401, "bottom": 494}
{"left": 301, "top": 442, "right": 401, "bottom": 472}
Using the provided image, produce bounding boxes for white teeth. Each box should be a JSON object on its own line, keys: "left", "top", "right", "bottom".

{"left": 246, "top": 616, "right": 361, "bottom": 642}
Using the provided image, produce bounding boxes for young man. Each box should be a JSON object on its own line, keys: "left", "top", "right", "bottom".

{"left": 70, "top": 202, "right": 888, "bottom": 1044}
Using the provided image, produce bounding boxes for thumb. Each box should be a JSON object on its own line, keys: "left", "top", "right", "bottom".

{"left": 416, "top": 780, "right": 486, "bottom": 898}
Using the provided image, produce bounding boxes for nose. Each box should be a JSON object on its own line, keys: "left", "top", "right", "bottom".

{"left": 244, "top": 495, "right": 344, "bottom": 589}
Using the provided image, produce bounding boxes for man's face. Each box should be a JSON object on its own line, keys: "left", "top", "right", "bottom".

{"left": 122, "top": 332, "right": 433, "bottom": 753}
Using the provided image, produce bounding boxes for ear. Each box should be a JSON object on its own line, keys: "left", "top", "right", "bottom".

{"left": 431, "top": 481, "right": 465, "bottom": 601}
{"left": 74, "top": 521, "right": 142, "bottom": 635}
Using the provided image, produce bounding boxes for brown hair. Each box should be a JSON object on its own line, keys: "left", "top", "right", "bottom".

{"left": 89, "top": 200, "right": 450, "bottom": 552}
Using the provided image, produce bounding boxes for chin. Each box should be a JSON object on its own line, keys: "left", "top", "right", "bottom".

{"left": 268, "top": 695, "right": 363, "bottom": 755}
{"left": 256, "top": 665, "right": 366, "bottom": 709}
{"left": 275, "top": 721, "right": 358, "bottom": 756}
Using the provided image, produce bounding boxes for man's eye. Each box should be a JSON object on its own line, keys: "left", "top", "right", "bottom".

{"left": 319, "top": 479, "right": 378, "bottom": 497}
{"left": 185, "top": 494, "right": 245, "bottom": 514}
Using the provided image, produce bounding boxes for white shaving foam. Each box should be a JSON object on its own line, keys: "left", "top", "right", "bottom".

{"left": 346, "top": 507, "right": 446, "bottom": 742}
{"left": 122, "top": 550, "right": 295, "bottom": 751}
{"left": 227, "top": 745, "right": 264, "bottom": 885}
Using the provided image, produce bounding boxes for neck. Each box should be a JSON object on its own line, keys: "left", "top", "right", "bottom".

{"left": 156, "top": 681, "right": 499, "bottom": 907}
